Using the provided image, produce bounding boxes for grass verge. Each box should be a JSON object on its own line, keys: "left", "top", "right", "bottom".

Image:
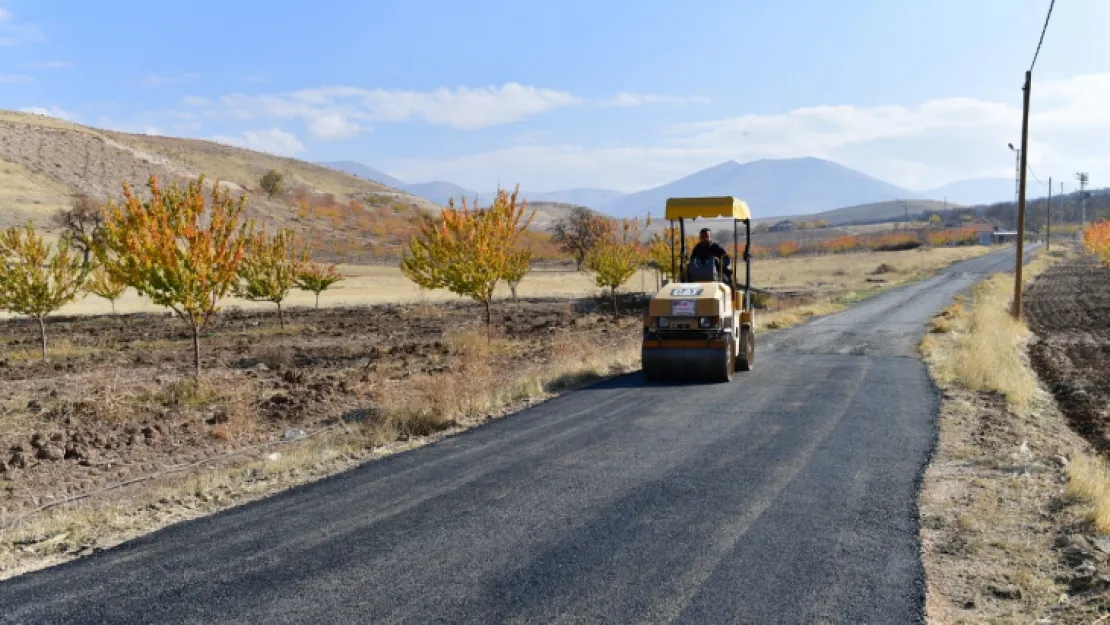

{"left": 918, "top": 245, "right": 1110, "bottom": 622}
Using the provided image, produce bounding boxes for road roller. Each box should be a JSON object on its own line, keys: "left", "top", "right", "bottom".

{"left": 641, "top": 196, "right": 756, "bottom": 383}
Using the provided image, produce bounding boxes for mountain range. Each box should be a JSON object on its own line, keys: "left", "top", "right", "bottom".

{"left": 319, "top": 159, "right": 1016, "bottom": 219}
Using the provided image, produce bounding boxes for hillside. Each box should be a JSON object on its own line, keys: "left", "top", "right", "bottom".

{"left": 0, "top": 110, "right": 446, "bottom": 263}
{"left": 599, "top": 158, "right": 923, "bottom": 218}
{"left": 765, "top": 199, "right": 958, "bottom": 227}
{"left": 920, "top": 178, "right": 1014, "bottom": 206}
{"left": 318, "top": 161, "right": 625, "bottom": 210}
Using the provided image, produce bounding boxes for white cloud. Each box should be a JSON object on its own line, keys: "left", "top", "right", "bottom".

{"left": 208, "top": 128, "right": 306, "bottom": 157}
{"left": 21, "top": 105, "right": 79, "bottom": 121}
{"left": 182, "top": 95, "right": 212, "bottom": 107}
{"left": 0, "top": 9, "right": 44, "bottom": 46}
{"left": 393, "top": 73, "right": 1110, "bottom": 194}
{"left": 602, "top": 92, "right": 713, "bottom": 107}
{"left": 305, "top": 113, "right": 364, "bottom": 140}
{"left": 191, "top": 82, "right": 583, "bottom": 133}
{"left": 0, "top": 74, "right": 33, "bottom": 83}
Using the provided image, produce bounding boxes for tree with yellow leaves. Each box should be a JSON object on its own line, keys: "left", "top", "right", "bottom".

{"left": 646, "top": 225, "right": 697, "bottom": 286}
{"left": 0, "top": 223, "right": 90, "bottom": 360}
{"left": 95, "top": 175, "right": 254, "bottom": 382}
{"left": 586, "top": 217, "right": 646, "bottom": 315}
{"left": 503, "top": 249, "right": 531, "bottom": 300}
{"left": 296, "top": 262, "right": 345, "bottom": 309}
{"left": 86, "top": 263, "right": 128, "bottom": 314}
{"left": 400, "top": 185, "right": 536, "bottom": 328}
{"left": 235, "top": 227, "right": 308, "bottom": 329}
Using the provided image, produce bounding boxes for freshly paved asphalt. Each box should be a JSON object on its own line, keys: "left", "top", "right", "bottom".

{"left": 0, "top": 245, "right": 1038, "bottom": 624}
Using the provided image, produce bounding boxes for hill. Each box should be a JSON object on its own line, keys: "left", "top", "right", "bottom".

{"left": 317, "top": 161, "right": 624, "bottom": 210}
{"left": 765, "top": 199, "right": 958, "bottom": 227}
{"left": 598, "top": 158, "right": 923, "bottom": 218}
{"left": 920, "top": 178, "right": 1015, "bottom": 206}
{"left": 0, "top": 110, "right": 450, "bottom": 263}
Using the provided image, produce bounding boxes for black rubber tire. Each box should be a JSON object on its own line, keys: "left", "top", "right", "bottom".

{"left": 736, "top": 329, "right": 755, "bottom": 372}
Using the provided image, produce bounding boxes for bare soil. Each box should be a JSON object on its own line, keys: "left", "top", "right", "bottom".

{"left": 0, "top": 296, "right": 645, "bottom": 520}
{"left": 1026, "top": 254, "right": 1110, "bottom": 454}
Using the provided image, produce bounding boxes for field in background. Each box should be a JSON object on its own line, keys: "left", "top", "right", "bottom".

{"left": 7, "top": 245, "right": 999, "bottom": 319}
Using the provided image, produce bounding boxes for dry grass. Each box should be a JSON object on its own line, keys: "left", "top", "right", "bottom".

{"left": 917, "top": 244, "right": 1110, "bottom": 622}
{"left": 1067, "top": 455, "right": 1110, "bottom": 534}
{"left": 928, "top": 274, "right": 1040, "bottom": 409}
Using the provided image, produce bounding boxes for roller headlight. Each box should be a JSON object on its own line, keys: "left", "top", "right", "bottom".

{"left": 699, "top": 316, "right": 714, "bottom": 328}
{"left": 657, "top": 317, "right": 670, "bottom": 328}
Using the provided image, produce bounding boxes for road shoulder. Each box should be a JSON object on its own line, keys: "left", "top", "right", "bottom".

{"left": 918, "top": 245, "right": 1110, "bottom": 621}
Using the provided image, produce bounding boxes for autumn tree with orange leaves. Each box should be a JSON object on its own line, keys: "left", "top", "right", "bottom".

{"left": 95, "top": 175, "right": 254, "bottom": 382}
{"left": 586, "top": 217, "right": 646, "bottom": 315}
{"left": 400, "top": 185, "right": 536, "bottom": 328}
{"left": 1084, "top": 220, "right": 1110, "bottom": 265}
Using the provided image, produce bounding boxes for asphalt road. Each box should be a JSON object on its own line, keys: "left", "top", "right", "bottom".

{"left": 0, "top": 245, "right": 1038, "bottom": 625}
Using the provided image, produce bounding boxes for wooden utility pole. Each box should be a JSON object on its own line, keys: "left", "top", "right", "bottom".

{"left": 1046, "top": 176, "right": 1052, "bottom": 251}
{"left": 1012, "top": 70, "right": 1031, "bottom": 320}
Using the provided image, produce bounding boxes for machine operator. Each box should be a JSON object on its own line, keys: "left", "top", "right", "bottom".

{"left": 689, "top": 227, "right": 732, "bottom": 282}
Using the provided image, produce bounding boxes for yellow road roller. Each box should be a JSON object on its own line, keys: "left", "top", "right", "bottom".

{"left": 641, "top": 196, "right": 756, "bottom": 383}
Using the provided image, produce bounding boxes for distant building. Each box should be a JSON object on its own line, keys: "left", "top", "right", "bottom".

{"left": 769, "top": 220, "right": 797, "bottom": 232}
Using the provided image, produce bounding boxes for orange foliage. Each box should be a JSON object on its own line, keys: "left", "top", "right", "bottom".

{"left": 1084, "top": 220, "right": 1110, "bottom": 265}
{"left": 776, "top": 241, "right": 799, "bottom": 257}
{"left": 822, "top": 235, "right": 861, "bottom": 254}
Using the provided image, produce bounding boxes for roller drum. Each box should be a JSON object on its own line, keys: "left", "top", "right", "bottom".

{"left": 642, "top": 344, "right": 733, "bottom": 383}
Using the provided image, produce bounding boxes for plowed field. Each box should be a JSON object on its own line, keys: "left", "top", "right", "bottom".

{"left": 1026, "top": 253, "right": 1110, "bottom": 452}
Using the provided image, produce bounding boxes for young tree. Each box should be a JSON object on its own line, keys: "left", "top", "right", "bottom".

{"left": 0, "top": 224, "right": 90, "bottom": 360}
{"left": 86, "top": 263, "right": 127, "bottom": 314}
{"left": 260, "top": 169, "right": 284, "bottom": 199}
{"left": 646, "top": 226, "right": 697, "bottom": 285}
{"left": 400, "top": 185, "right": 536, "bottom": 328}
{"left": 549, "top": 206, "right": 608, "bottom": 271}
{"left": 776, "top": 240, "right": 800, "bottom": 257}
{"left": 586, "top": 218, "right": 645, "bottom": 315}
{"left": 296, "top": 262, "right": 345, "bottom": 309}
{"left": 235, "top": 227, "right": 308, "bottom": 329}
{"left": 96, "top": 175, "right": 254, "bottom": 383}
{"left": 51, "top": 193, "right": 104, "bottom": 267}
{"left": 504, "top": 249, "right": 531, "bottom": 300}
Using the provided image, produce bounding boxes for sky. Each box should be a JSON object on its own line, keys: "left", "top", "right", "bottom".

{"left": 2, "top": 0, "right": 1109, "bottom": 195}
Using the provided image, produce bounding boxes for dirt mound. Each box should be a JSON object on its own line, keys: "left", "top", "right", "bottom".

{"left": 871, "top": 263, "right": 897, "bottom": 274}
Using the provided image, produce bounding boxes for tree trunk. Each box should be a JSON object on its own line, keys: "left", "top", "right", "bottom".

{"left": 110, "top": 299, "right": 117, "bottom": 315}
{"left": 37, "top": 317, "right": 47, "bottom": 361}
{"left": 191, "top": 324, "right": 201, "bottom": 386}
{"left": 510, "top": 283, "right": 518, "bottom": 300}
{"left": 611, "top": 286, "right": 619, "bottom": 317}
{"left": 483, "top": 299, "right": 492, "bottom": 343}
{"left": 315, "top": 292, "right": 321, "bottom": 309}
{"left": 277, "top": 301, "right": 285, "bottom": 330}
{"left": 575, "top": 256, "right": 583, "bottom": 272}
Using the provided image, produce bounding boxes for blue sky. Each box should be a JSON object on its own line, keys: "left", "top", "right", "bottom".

{"left": 2, "top": 0, "right": 1108, "bottom": 194}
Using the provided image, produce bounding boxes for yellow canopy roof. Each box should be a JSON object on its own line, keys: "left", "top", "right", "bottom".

{"left": 664, "top": 196, "right": 752, "bottom": 221}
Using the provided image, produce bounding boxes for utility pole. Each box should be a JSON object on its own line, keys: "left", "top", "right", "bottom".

{"left": 1046, "top": 176, "right": 1052, "bottom": 251}
{"left": 1077, "top": 172, "right": 1089, "bottom": 238}
{"left": 1012, "top": 70, "right": 1031, "bottom": 320}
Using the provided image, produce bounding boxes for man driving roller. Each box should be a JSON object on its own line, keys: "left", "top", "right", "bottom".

{"left": 689, "top": 227, "right": 731, "bottom": 282}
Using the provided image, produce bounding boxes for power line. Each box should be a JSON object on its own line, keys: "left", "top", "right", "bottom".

{"left": 1030, "top": 0, "right": 1057, "bottom": 71}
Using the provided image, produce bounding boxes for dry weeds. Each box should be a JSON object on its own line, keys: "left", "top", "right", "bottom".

{"left": 918, "top": 244, "right": 1110, "bottom": 622}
